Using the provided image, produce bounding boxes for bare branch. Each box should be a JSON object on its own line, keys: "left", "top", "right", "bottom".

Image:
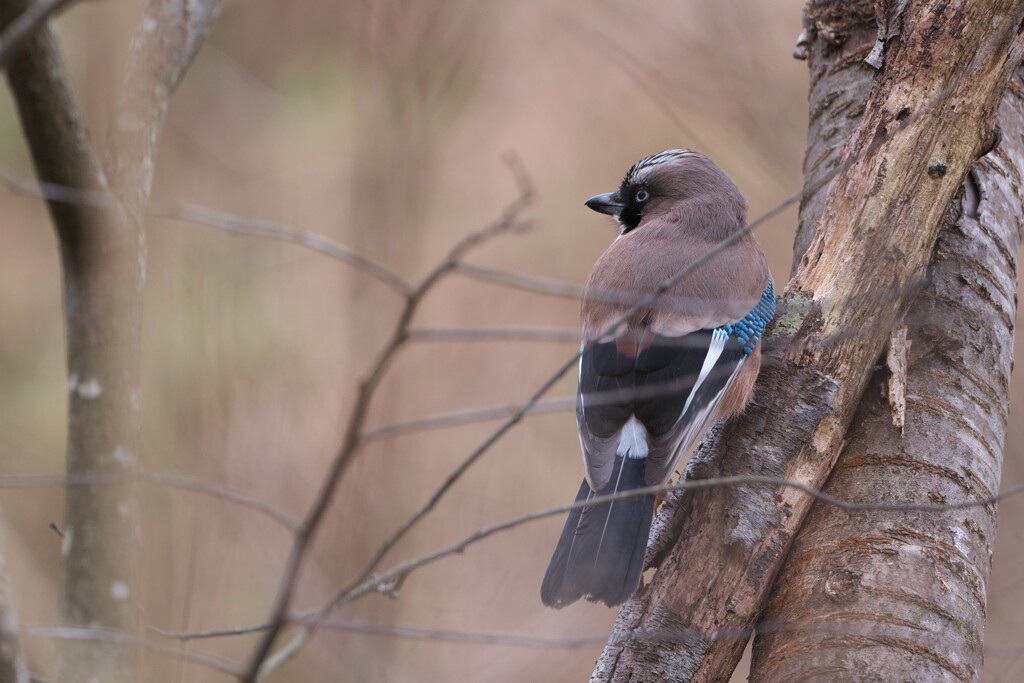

{"left": 24, "top": 626, "right": 241, "bottom": 676}
{"left": 361, "top": 396, "right": 576, "bottom": 442}
{"left": 145, "top": 474, "right": 1024, "bottom": 649}
{"left": 143, "top": 473, "right": 301, "bottom": 531}
{"left": 0, "top": 472, "right": 299, "bottom": 532}
{"left": 157, "top": 618, "right": 606, "bottom": 650}
{"left": 361, "top": 366, "right": 769, "bottom": 443}
{"left": 453, "top": 262, "right": 586, "bottom": 300}
{"left": 149, "top": 201, "right": 414, "bottom": 295}
{"left": 240, "top": 173, "right": 534, "bottom": 682}
{"left": 407, "top": 326, "right": 579, "bottom": 343}
{"left": 0, "top": 165, "right": 114, "bottom": 208}
{"left": 334, "top": 477, "right": 1024, "bottom": 607}
{"left": 0, "top": 167, "right": 416, "bottom": 295}
{"left": 312, "top": 620, "right": 605, "bottom": 649}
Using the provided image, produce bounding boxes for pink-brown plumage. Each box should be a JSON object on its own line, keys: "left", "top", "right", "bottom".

{"left": 542, "top": 150, "right": 774, "bottom": 609}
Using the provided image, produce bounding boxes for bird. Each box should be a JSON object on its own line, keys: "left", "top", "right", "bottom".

{"left": 541, "top": 149, "right": 775, "bottom": 608}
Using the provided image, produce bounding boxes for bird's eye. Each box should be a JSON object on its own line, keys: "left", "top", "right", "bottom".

{"left": 635, "top": 189, "right": 649, "bottom": 202}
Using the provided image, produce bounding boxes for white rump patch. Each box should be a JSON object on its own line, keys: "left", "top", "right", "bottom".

{"left": 616, "top": 416, "right": 649, "bottom": 459}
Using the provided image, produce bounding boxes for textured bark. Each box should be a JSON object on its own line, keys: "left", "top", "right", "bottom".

{"left": 0, "top": 2, "right": 219, "bottom": 681}
{"left": 750, "top": 15, "right": 1024, "bottom": 683}
{"left": 593, "top": 1, "right": 1024, "bottom": 681}
{"left": 791, "top": 0, "right": 878, "bottom": 275}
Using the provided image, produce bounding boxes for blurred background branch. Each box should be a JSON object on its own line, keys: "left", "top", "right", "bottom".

{"left": 242, "top": 175, "right": 534, "bottom": 681}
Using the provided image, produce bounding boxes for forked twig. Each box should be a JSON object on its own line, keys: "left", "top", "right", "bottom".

{"left": 239, "top": 162, "right": 535, "bottom": 681}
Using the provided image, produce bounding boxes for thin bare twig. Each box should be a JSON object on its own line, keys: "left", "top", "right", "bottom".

{"left": 147, "top": 474, "right": 1024, "bottom": 647}
{"left": 331, "top": 477, "right": 1024, "bottom": 607}
{"left": 407, "top": 326, "right": 580, "bottom": 343}
{"left": 0, "top": 164, "right": 116, "bottom": 207}
{"left": 453, "top": 262, "right": 586, "bottom": 299}
{"left": 0, "top": 164, "right": 767, "bottom": 312}
{"left": 0, "top": 168, "right": 414, "bottom": 296}
{"left": 312, "top": 620, "right": 606, "bottom": 649}
{"left": 156, "top": 618, "right": 606, "bottom": 649}
{"left": 361, "top": 396, "right": 576, "bottom": 442}
{"left": 144, "top": 473, "right": 301, "bottom": 531}
{"left": 0, "top": 471, "right": 299, "bottom": 531}
{"left": 240, "top": 165, "right": 535, "bottom": 682}
{"left": 361, "top": 364, "right": 765, "bottom": 443}
{"left": 24, "top": 625, "right": 241, "bottom": 676}
{"left": 149, "top": 202, "right": 414, "bottom": 296}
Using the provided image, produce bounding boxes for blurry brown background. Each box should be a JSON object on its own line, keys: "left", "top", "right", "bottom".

{"left": 0, "top": 1, "right": 1021, "bottom": 681}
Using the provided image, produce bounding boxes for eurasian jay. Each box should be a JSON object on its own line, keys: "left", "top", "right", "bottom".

{"left": 541, "top": 150, "right": 775, "bottom": 608}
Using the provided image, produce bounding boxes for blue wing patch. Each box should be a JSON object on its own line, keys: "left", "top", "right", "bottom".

{"left": 721, "top": 279, "right": 776, "bottom": 354}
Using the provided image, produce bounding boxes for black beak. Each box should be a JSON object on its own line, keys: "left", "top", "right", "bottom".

{"left": 585, "top": 192, "right": 625, "bottom": 216}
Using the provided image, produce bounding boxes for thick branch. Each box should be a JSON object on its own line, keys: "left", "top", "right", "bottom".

{"left": 594, "top": 1, "right": 1024, "bottom": 680}
{"left": 751, "top": 31, "right": 1024, "bottom": 682}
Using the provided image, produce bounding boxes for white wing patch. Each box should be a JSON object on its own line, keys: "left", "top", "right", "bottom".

{"left": 681, "top": 328, "right": 727, "bottom": 416}
{"left": 663, "top": 354, "right": 746, "bottom": 481}
{"left": 577, "top": 346, "right": 586, "bottom": 413}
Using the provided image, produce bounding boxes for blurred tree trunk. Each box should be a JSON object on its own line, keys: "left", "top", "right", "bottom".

{"left": 750, "top": 4, "right": 1024, "bottom": 681}
{"left": 0, "top": 2, "right": 218, "bottom": 681}
{"left": 593, "top": 1, "right": 1024, "bottom": 681}
{"left": 1, "top": 7, "right": 143, "bottom": 681}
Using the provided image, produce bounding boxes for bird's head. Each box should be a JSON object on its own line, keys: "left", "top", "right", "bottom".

{"left": 585, "top": 149, "right": 746, "bottom": 235}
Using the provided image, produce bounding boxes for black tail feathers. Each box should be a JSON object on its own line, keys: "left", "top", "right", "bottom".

{"left": 541, "top": 456, "right": 655, "bottom": 608}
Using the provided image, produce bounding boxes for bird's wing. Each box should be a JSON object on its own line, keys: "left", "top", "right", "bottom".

{"left": 577, "top": 221, "right": 773, "bottom": 489}
{"left": 577, "top": 329, "right": 749, "bottom": 488}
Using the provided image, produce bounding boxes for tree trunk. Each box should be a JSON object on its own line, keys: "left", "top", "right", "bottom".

{"left": 593, "top": 1, "right": 1024, "bottom": 681}
{"left": 750, "top": 7, "right": 1024, "bottom": 682}
{"left": 1, "top": 7, "right": 143, "bottom": 681}
{"left": 0, "top": 2, "right": 219, "bottom": 681}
